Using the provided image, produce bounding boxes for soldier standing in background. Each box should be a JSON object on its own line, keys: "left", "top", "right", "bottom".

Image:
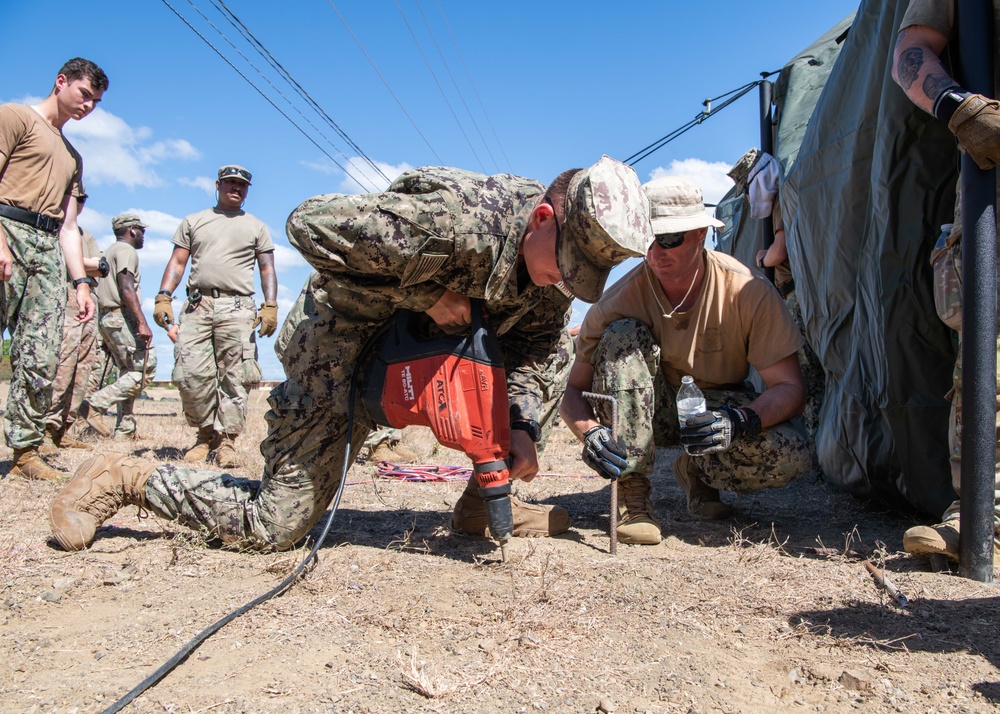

{"left": 42, "top": 186, "right": 109, "bottom": 453}
{"left": 0, "top": 58, "right": 106, "bottom": 480}
{"left": 153, "top": 164, "right": 278, "bottom": 469}
{"left": 80, "top": 214, "right": 156, "bottom": 438}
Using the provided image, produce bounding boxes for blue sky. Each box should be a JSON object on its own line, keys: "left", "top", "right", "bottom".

{"left": 2, "top": 0, "right": 858, "bottom": 380}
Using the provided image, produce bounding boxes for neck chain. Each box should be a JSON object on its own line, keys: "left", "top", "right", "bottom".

{"left": 646, "top": 260, "right": 700, "bottom": 319}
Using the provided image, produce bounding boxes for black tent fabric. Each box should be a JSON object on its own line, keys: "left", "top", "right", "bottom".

{"left": 719, "top": 0, "right": 960, "bottom": 517}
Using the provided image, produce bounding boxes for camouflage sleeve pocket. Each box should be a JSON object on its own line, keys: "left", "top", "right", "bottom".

{"left": 399, "top": 235, "right": 453, "bottom": 288}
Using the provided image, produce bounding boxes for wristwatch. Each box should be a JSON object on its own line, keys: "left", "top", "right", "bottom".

{"left": 72, "top": 277, "right": 91, "bottom": 288}
{"left": 510, "top": 419, "right": 542, "bottom": 443}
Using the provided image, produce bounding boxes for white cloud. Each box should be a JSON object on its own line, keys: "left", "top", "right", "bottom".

{"left": 301, "top": 156, "right": 413, "bottom": 194}
{"left": 63, "top": 107, "right": 200, "bottom": 189}
{"left": 648, "top": 158, "right": 734, "bottom": 206}
{"left": 178, "top": 176, "right": 216, "bottom": 195}
{"left": 272, "top": 242, "right": 307, "bottom": 270}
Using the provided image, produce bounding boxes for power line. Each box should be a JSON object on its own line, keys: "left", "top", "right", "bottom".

{"left": 161, "top": 0, "right": 375, "bottom": 190}
{"left": 414, "top": 0, "right": 499, "bottom": 173}
{"left": 435, "top": 0, "right": 511, "bottom": 172}
{"left": 625, "top": 77, "right": 775, "bottom": 166}
{"left": 393, "top": 0, "right": 484, "bottom": 173}
{"left": 327, "top": 0, "right": 444, "bottom": 165}
{"left": 211, "top": 0, "right": 390, "bottom": 186}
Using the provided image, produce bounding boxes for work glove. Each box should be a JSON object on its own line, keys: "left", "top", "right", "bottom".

{"left": 680, "top": 405, "right": 761, "bottom": 455}
{"left": 254, "top": 302, "right": 278, "bottom": 337}
{"left": 582, "top": 425, "right": 628, "bottom": 480}
{"left": 949, "top": 93, "right": 1000, "bottom": 170}
{"left": 153, "top": 293, "right": 174, "bottom": 328}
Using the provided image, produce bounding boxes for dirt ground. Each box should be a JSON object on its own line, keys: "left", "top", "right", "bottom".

{"left": 2, "top": 387, "right": 999, "bottom": 714}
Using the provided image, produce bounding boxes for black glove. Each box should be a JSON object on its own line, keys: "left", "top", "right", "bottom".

{"left": 98, "top": 256, "right": 110, "bottom": 277}
{"left": 680, "top": 405, "right": 761, "bottom": 455}
{"left": 582, "top": 425, "right": 628, "bottom": 480}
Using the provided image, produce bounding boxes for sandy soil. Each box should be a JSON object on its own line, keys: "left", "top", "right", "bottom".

{"left": 1, "top": 387, "right": 999, "bottom": 714}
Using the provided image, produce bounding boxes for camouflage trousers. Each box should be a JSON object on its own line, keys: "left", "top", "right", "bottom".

{"left": 172, "top": 295, "right": 259, "bottom": 437}
{"left": 929, "top": 203, "right": 1000, "bottom": 535}
{"left": 87, "top": 308, "right": 157, "bottom": 436}
{"left": 0, "top": 219, "right": 67, "bottom": 450}
{"left": 87, "top": 332, "right": 115, "bottom": 395}
{"left": 145, "top": 287, "right": 572, "bottom": 551}
{"left": 44, "top": 287, "right": 100, "bottom": 439}
{"left": 589, "top": 319, "right": 812, "bottom": 494}
{"left": 784, "top": 289, "right": 825, "bottom": 445}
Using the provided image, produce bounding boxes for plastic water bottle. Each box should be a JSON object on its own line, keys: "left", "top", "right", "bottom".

{"left": 676, "top": 375, "right": 707, "bottom": 435}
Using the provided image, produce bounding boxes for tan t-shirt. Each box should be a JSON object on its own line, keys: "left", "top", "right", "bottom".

{"left": 576, "top": 249, "right": 804, "bottom": 389}
{"left": 0, "top": 104, "right": 82, "bottom": 219}
{"left": 900, "top": 0, "right": 1000, "bottom": 100}
{"left": 172, "top": 208, "right": 273, "bottom": 296}
{"left": 96, "top": 241, "right": 141, "bottom": 311}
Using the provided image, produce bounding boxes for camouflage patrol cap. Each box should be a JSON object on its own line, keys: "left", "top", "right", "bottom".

{"left": 218, "top": 164, "right": 252, "bottom": 185}
{"left": 558, "top": 155, "right": 654, "bottom": 303}
{"left": 111, "top": 213, "right": 147, "bottom": 232}
{"left": 727, "top": 148, "right": 761, "bottom": 194}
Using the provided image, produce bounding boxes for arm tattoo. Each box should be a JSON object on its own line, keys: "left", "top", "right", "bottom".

{"left": 923, "top": 73, "right": 955, "bottom": 103}
{"left": 897, "top": 46, "right": 924, "bottom": 90}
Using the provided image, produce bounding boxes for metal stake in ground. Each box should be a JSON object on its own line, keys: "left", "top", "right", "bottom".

{"left": 582, "top": 391, "right": 618, "bottom": 556}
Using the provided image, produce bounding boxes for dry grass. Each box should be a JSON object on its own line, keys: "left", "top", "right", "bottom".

{"left": 1, "top": 387, "right": 999, "bottom": 712}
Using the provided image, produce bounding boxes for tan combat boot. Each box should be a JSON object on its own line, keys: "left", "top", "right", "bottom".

{"left": 183, "top": 427, "right": 218, "bottom": 462}
{"left": 903, "top": 521, "right": 960, "bottom": 562}
{"left": 673, "top": 453, "right": 732, "bottom": 520}
{"left": 49, "top": 453, "right": 155, "bottom": 551}
{"left": 370, "top": 441, "right": 418, "bottom": 463}
{"left": 616, "top": 475, "right": 662, "bottom": 544}
{"left": 451, "top": 478, "right": 571, "bottom": 537}
{"left": 55, "top": 432, "right": 93, "bottom": 451}
{"left": 78, "top": 400, "right": 111, "bottom": 437}
{"left": 38, "top": 432, "right": 61, "bottom": 457}
{"left": 215, "top": 434, "right": 239, "bottom": 469}
{"left": 11, "top": 447, "right": 64, "bottom": 481}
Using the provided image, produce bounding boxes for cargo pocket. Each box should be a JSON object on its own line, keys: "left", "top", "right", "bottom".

{"left": 241, "top": 340, "right": 262, "bottom": 388}
{"left": 931, "top": 229, "right": 962, "bottom": 333}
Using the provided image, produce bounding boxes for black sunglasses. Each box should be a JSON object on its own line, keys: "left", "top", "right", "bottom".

{"left": 219, "top": 167, "right": 252, "bottom": 183}
{"left": 654, "top": 232, "right": 686, "bottom": 249}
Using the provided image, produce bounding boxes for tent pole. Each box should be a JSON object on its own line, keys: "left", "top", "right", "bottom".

{"left": 957, "top": 0, "right": 997, "bottom": 583}
{"left": 758, "top": 75, "right": 775, "bottom": 284}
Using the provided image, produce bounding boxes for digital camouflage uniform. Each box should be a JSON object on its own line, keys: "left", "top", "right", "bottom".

{"left": 591, "top": 319, "right": 812, "bottom": 493}
{"left": 45, "top": 228, "right": 101, "bottom": 440}
{"left": 0, "top": 220, "right": 69, "bottom": 449}
{"left": 88, "top": 240, "right": 156, "bottom": 436}
{"left": 143, "top": 167, "right": 581, "bottom": 549}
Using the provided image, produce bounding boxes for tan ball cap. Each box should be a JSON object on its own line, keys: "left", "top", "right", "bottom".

{"left": 218, "top": 164, "right": 252, "bottom": 184}
{"left": 558, "top": 155, "right": 654, "bottom": 303}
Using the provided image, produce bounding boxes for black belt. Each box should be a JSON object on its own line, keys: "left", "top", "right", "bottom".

{"left": 0, "top": 203, "right": 61, "bottom": 234}
{"left": 189, "top": 287, "right": 250, "bottom": 299}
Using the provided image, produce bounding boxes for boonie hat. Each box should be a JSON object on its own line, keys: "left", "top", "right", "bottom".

{"left": 111, "top": 213, "right": 148, "bottom": 232}
{"left": 643, "top": 176, "right": 724, "bottom": 235}
{"left": 727, "top": 148, "right": 761, "bottom": 194}
{"left": 218, "top": 164, "right": 252, "bottom": 184}
{"left": 558, "top": 155, "right": 654, "bottom": 303}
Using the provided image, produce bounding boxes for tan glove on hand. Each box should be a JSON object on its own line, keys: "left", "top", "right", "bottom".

{"left": 153, "top": 293, "right": 174, "bottom": 328}
{"left": 949, "top": 93, "right": 1000, "bottom": 170}
{"left": 254, "top": 302, "right": 278, "bottom": 337}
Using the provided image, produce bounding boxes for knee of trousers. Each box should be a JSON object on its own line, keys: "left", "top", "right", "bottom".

{"left": 592, "top": 319, "right": 660, "bottom": 391}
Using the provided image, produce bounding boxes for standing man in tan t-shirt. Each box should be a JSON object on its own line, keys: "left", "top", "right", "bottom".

{"left": 0, "top": 58, "right": 106, "bottom": 480}
{"left": 42, "top": 186, "right": 109, "bottom": 452}
{"left": 560, "top": 176, "right": 812, "bottom": 545}
{"left": 153, "top": 164, "right": 278, "bottom": 468}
